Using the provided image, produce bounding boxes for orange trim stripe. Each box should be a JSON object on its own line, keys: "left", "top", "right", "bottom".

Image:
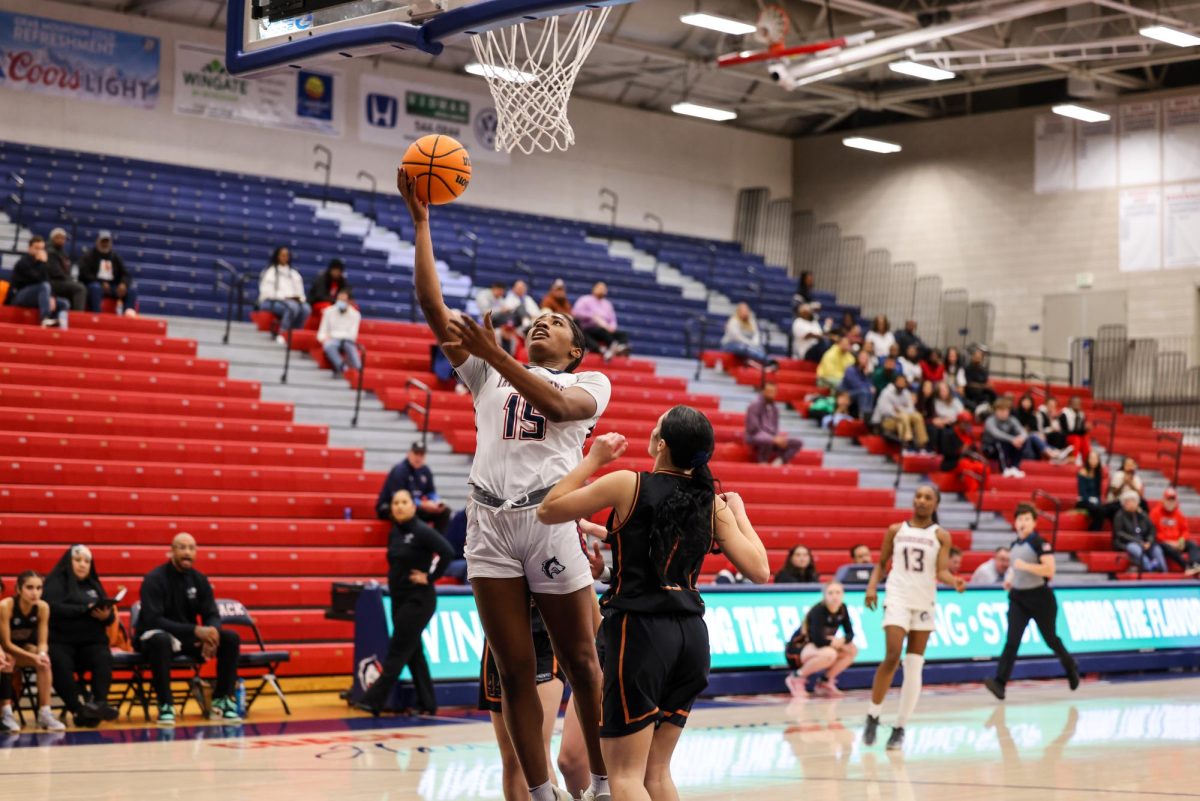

{"left": 618, "top": 615, "right": 660, "bottom": 724}
{"left": 481, "top": 641, "right": 501, "bottom": 703}
{"left": 610, "top": 473, "right": 641, "bottom": 600}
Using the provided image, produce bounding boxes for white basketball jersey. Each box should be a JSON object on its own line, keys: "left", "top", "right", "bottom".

{"left": 456, "top": 356, "right": 612, "bottom": 500}
{"left": 886, "top": 521, "right": 941, "bottom": 610}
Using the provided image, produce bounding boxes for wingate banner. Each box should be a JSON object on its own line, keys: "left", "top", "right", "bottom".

{"left": 360, "top": 584, "right": 1200, "bottom": 682}
{"left": 0, "top": 12, "right": 159, "bottom": 108}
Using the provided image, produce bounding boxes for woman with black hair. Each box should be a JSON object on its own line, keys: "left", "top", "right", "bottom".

{"left": 44, "top": 545, "right": 121, "bottom": 727}
{"left": 356, "top": 490, "right": 455, "bottom": 716}
{"left": 538, "top": 406, "right": 770, "bottom": 801}
{"left": 775, "top": 544, "right": 818, "bottom": 584}
{"left": 0, "top": 571, "right": 66, "bottom": 732}
{"left": 258, "top": 245, "right": 310, "bottom": 342}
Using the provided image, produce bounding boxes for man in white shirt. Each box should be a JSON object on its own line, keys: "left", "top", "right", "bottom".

{"left": 501, "top": 279, "right": 540, "bottom": 333}
{"left": 258, "top": 247, "right": 310, "bottom": 343}
{"left": 316, "top": 290, "right": 362, "bottom": 375}
{"left": 791, "top": 304, "right": 826, "bottom": 361}
{"left": 475, "top": 282, "right": 507, "bottom": 320}
{"left": 969, "top": 547, "right": 1011, "bottom": 585}
{"left": 870, "top": 375, "right": 929, "bottom": 451}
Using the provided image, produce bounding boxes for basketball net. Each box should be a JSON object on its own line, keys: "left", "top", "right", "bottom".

{"left": 469, "top": 6, "right": 611, "bottom": 155}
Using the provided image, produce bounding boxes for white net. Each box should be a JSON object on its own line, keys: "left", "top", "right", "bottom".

{"left": 469, "top": 6, "right": 612, "bottom": 155}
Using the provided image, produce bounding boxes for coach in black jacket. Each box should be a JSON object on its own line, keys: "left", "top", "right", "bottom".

{"left": 135, "top": 533, "right": 241, "bottom": 724}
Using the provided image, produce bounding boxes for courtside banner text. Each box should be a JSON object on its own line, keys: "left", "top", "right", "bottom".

{"left": 0, "top": 12, "right": 159, "bottom": 108}
{"left": 382, "top": 584, "right": 1200, "bottom": 681}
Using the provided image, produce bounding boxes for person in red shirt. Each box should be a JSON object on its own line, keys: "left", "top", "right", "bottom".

{"left": 1151, "top": 488, "right": 1200, "bottom": 577}
{"left": 920, "top": 349, "right": 946, "bottom": 383}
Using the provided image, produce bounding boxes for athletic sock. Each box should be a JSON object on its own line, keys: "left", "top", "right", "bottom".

{"left": 589, "top": 773, "right": 610, "bottom": 796}
{"left": 896, "top": 654, "right": 926, "bottom": 727}
{"left": 530, "top": 781, "right": 558, "bottom": 801}
{"left": 867, "top": 702, "right": 883, "bottom": 718}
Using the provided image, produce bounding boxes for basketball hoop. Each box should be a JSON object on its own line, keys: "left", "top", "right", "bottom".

{"left": 469, "top": 5, "right": 612, "bottom": 155}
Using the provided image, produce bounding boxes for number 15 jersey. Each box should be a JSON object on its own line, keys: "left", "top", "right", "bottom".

{"left": 457, "top": 356, "right": 611, "bottom": 500}
{"left": 886, "top": 521, "right": 941, "bottom": 611}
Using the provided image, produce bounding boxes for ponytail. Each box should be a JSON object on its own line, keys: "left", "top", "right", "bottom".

{"left": 648, "top": 406, "right": 716, "bottom": 584}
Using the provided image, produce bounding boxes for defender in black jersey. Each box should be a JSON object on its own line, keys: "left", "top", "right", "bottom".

{"left": 538, "top": 406, "right": 769, "bottom": 801}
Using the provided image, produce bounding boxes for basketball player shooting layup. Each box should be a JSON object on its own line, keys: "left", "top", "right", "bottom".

{"left": 398, "top": 168, "right": 612, "bottom": 801}
{"left": 863, "top": 484, "right": 965, "bottom": 751}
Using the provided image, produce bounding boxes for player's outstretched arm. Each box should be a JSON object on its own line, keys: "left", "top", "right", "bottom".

{"left": 538, "top": 433, "right": 635, "bottom": 525}
{"left": 714, "top": 493, "right": 770, "bottom": 584}
{"left": 397, "top": 168, "right": 467, "bottom": 366}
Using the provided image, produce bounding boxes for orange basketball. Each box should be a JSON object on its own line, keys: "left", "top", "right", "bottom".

{"left": 401, "top": 134, "right": 472, "bottom": 205}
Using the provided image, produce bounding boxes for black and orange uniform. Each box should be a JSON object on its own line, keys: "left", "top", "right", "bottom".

{"left": 785, "top": 603, "right": 854, "bottom": 668}
{"left": 478, "top": 603, "right": 564, "bottom": 712}
{"left": 599, "top": 471, "right": 713, "bottom": 737}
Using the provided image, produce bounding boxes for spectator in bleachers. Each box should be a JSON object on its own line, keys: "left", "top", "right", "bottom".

{"left": 1076, "top": 450, "right": 1106, "bottom": 531}
{"left": 793, "top": 270, "right": 817, "bottom": 310}
{"left": 984, "top": 397, "right": 1034, "bottom": 478}
{"left": 894, "top": 319, "right": 924, "bottom": 357}
{"left": 1152, "top": 488, "right": 1200, "bottom": 577}
{"left": 791, "top": 304, "right": 827, "bottom": 361}
{"left": 1013, "top": 393, "right": 1065, "bottom": 462}
{"left": 1015, "top": 393, "right": 1039, "bottom": 431}
{"left": 0, "top": 571, "right": 66, "bottom": 732}
{"left": 920, "top": 349, "right": 946, "bottom": 383}
{"left": 1112, "top": 490, "right": 1166, "bottom": 573}
{"left": 947, "top": 546, "right": 964, "bottom": 576}
{"left": 871, "top": 374, "right": 929, "bottom": 452}
{"left": 1060, "top": 396, "right": 1092, "bottom": 461}
{"left": 475, "top": 281, "right": 508, "bottom": 320}
{"left": 745, "top": 381, "right": 803, "bottom": 466}
{"left": 943, "top": 346, "right": 967, "bottom": 395}
{"left": 833, "top": 544, "right": 874, "bottom": 584}
{"left": 46, "top": 228, "right": 87, "bottom": 315}
{"left": 78, "top": 231, "right": 137, "bottom": 316}
{"left": 501, "top": 279, "right": 540, "bottom": 333}
{"left": 816, "top": 336, "right": 855, "bottom": 390}
{"left": 316, "top": 289, "right": 362, "bottom": 377}
{"left": 572, "top": 281, "right": 630, "bottom": 360}
{"left": 964, "top": 347, "right": 997, "bottom": 411}
{"left": 11, "top": 236, "right": 70, "bottom": 329}
{"left": 897, "top": 343, "right": 923, "bottom": 385}
{"left": 775, "top": 545, "right": 818, "bottom": 584}
{"left": 258, "top": 247, "right": 310, "bottom": 342}
{"left": 722, "top": 303, "right": 777, "bottom": 369}
{"left": 1037, "top": 396, "right": 1069, "bottom": 453}
{"left": 872, "top": 354, "right": 898, "bottom": 393}
{"left": 820, "top": 391, "right": 856, "bottom": 431}
{"left": 860, "top": 338, "right": 880, "bottom": 372}
{"left": 784, "top": 582, "right": 857, "bottom": 698}
{"left": 136, "top": 533, "right": 242, "bottom": 725}
{"left": 927, "top": 381, "right": 965, "bottom": 468}
{"left": 839, "top": 350, "right": 876, "bottom": 419}
{"left": 309, "top": 258, "right": 351, "bottom": 323}
{"left": 1105, "top": 457, "right": 1147, "bottom": 518}
{"left": 539, "top": 278, "right": 572, "bottom": 316}
{"left": 970, "top": 546, "right": 1011, "bottom": 585}
{"left": 44, "top": 545, "right": 119, "bottom": 728}
{"left": 376, "top": 442, "right": 451, "bottom": 532}
{"left": 865, "top": 315, "right": 895, "bottom": 359}
{"left": 831, "top": 310, "right": 862, "bottom": 341}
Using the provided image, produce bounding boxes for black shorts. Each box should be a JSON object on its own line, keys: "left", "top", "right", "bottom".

{"left": 477, "top": 624, "right": 563, "bottom": 713}
{"left": 600, "top": 611, "right": 709, "bottom": 738}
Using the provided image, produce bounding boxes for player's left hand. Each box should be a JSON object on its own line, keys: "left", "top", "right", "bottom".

{"left": 446, "top": 312, "right": 504, "bottom": 361}
{"left": 588, "top": 432, "right": 627, "bottom": 464}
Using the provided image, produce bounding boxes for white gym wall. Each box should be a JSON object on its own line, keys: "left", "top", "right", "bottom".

{"left": 0, "top": 0, "right": 792, "bottom": 241}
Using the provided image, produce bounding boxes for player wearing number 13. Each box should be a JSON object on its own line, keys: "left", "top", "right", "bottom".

{"left": 398, "top": 168, "right": 612, "bottom": 801}
{"left": 862, "top": 485, "right": 965, "bottom": 751}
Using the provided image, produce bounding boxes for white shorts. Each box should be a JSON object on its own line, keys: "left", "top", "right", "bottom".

{"left": 882, "top": 602, "right": 936, "bottom": 632}
{"left": 465, "top": 498, "right": 593, "bottom": 595}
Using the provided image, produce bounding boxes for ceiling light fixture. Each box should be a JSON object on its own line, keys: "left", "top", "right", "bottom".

{"left": 889, "top": 60, "right": 956, "bottom": 81}
{"left": 671, "top": 101, "right": 738, "bottom": 122}
{"left": 843, "top": 136, "right": 902, "bottom": 154}
{"left": 680, "top": 12, "right": 758, "bottom": 36}
{"left": 1052, "top": 103, "right": 1110, "bottom": 123}
{"left": 1139, "top": 25, "right": 1200, "bottom": 47}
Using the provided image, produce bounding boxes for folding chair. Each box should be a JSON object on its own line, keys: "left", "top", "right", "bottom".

{"left": 216, "top": 598, "right": 292, "bottom": 715}
{"left": 124, "top": 602, "right": 209, "bottom": 719}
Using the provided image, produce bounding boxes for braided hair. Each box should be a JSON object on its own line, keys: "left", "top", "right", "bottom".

{"left": 649, "top": 406, "right": 716, "bottom": 584}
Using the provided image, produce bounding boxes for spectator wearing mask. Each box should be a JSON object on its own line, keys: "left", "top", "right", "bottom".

{"left": 572, "top": 281, "right": 629, "bottom": 359}
{"left": 501, "top": 279, "right": 540, "bottom": 333}
{"left": 1152, "top": 488, "right": 1200, "bottom": 577}
{"left": 784, "top": 582, "right": 857, "bottom": 698}
{"left": 833, "top": 543, "right": 874, "bottom": 584}
{"left": 1112, "top": 491, "right": 1165, "bottom": 572}
{"left": 309, "top": 258, "right": 351, "bottom": 324}
{"left": 355, "top": 490, "right": 455, "bottom": 715}
{"left": 897, "top": 343, "right": 923, "bottom": 385}
{"left": 943, "top": 347, "right": 967, "bottom": 394}
{"left": 376, "top": 442, "right": 451, "bottom": 531}
{"left": 722, "top": 302, "right": 776, "bottom": 368}
{"left": 78, "top": 231, "right": 137, "bottom": 316}
{"left": 1059, "top": 396, "right": 1092, "bottom": 461}
{"left": 0, "top": 571, "right": 65, "bottom": 732}
{"left": 775, "top": 545, "right": 818, "bottom": 584}
{"left": 865, "top": 315, "right": 895, "bottom": 360}
{"left": 984, "top": 397, "right": 1038, "bottom": 478}
{"left": 893, "top": 320, "right": 923, "bottom": 359}
{"left": 970, "top": 546, "right": 1011, "bottom": 585}
{"left": 1105, "top": 457, "right": 1147, "bottom": 518}
{"left": 871, "top": 374, "right": 929, "bottom": 452}
{"left": 136, "top": 534, "right": 242, "bottom": 726}
{"left": 839, "top": 350, "right": 876, "bottom": 419}
{"left": 927, "top": 381, "right": 965, "bottom": 468}
{"left": 817, "top": 336, "right": 855, "bottom": 390}
{"left": 10, "top": 235, "right": 70, "bottom": 328}
{"left": 791, "top": 304, "right": 827, "bottom": 361}
{"left": 1037, "top": 396, "right": 1069, "bottom": 452}
{"left": 920, "top": 349, "right": 946, "bottom": 384}
{"left": 964, "top": 347, "right": 998, "bottom": 410}
{"left": 258, "top": 246, "right": 310, "bottom": 342}
{"left": 745, "top": 382, "right": 803, "bottom": 466}
{"left": 44, "top": 545, "right": 120, "bottom": 727}
{"left": 46, "top": 228, "right": 86, "bottom": 314}
{"left": 539, "top": 278, "right": 571, "bottom": 316}
{"left": 316, "top": 289, "right": 362, "bottom": 376}
{"left": 1075, "top": 450, "right": 1106, "bottom": 531}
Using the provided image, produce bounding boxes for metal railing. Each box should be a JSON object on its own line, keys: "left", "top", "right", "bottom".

{"left": 459, "top": 229, "right": 479, "bottom": 285}
{"left": 281, "top": 323, "right": 295, "bottom": 384}
{"left": 681, "top": 313, "right": 708, "bottom": 381}
{"left": 1156, "top": 431, "right": 1184, "bottom": 487}
{"left": 643, "top": 213, "right": 662, "bottom": 278}
{"left": 313, "top": 145, "right": 332, "bottom": 208}
{"left": 961, "top": 448, "right": 987, "bottom": 531}
{"left": 599, "top": 188, "right": 618, "bottom": 243}
{"left": 1032, "top": 489, "right": 1061, "bottom": 550}
{"left": 213, "top": 259, "right": 251, "bottom": 346}
{"left": 7, "top": 172, "right": 25, "bottom": 251}
{"left": 986, "top": 350, "right": 1075, "bottom": 387}
{"left": 350, "top": 342, "right": 367, "bottom": 428}
{"left": 513, "top": 260, "right": 534, "bottom": 291}
{"left": 356, "top": 171, "right": 377, "bottom": 235}
{"left": 405, "top": 377, "right": 433, "bottom": 450}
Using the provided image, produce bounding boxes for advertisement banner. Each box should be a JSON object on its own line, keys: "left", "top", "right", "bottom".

{"left": 0, "top": 11, "right": 159, "bottom": 108}
{"left": 358, "top": 73, "right": 508, "bottom": 164}
{"left": 378, "top": 585, "right": 1200, "bottom": 681}
{"left": 173, "top": 42, "right": 342, "bottom": 137}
